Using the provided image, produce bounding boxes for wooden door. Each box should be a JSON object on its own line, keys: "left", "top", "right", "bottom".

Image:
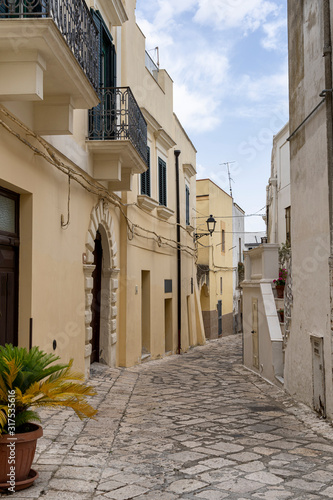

{"left": 311, "top": 337, "right": 326, "bottom": 417}
{"left": 90, "top": 232, "right": 102, "bottom": 363}
{"left": 0, "top": 188, "right": 19, "bottom": 347}
{"left": 217, "top": 300, "right": 222, "bottom": 337}
{"left": 0, "top": 244, "right": 18, "bottom": 346}
{"left": 252, "top": 297, "right": 259, "bottom": 368}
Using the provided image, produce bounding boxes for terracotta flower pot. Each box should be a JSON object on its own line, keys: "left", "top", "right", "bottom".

{"left": 276, "top": 284, "right": 285, "bottom": 298}
{"left": 0, "top": 423, "right": 42, "bottom": 489}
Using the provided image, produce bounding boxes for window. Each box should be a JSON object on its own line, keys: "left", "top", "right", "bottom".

{"left": 239, "top": 237, "right": 242, "bottom": 263}
{"left": 221, "top": 229, "right": 225, "bottom": 253}
{"left": 141, "top": 146, "right": 151, "bottom": 196}
{"left": 158, "top": 157, "right": 167, "bottom": 206}
{"left": 285, "top": 206, "right": 291, "bottom": 244}
{"left": 185, "top": 185, "right": 190, "bottom": 226}
{"left": 220, "top": 277, "right": 223, "bottom": 294}
{"left": 0, "top": 187, "right": 19, "bottom": 237}
{"left": 89, "top": 9, "right": 116, "bottom": 140}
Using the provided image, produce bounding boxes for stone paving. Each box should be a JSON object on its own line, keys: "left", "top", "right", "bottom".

{"left": 4, "top": 334, "right": 333, "bottom": 499}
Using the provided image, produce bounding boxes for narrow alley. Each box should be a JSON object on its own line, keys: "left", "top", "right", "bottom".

{"left": 9, "top": 335, "right": 333, "bottom": 500}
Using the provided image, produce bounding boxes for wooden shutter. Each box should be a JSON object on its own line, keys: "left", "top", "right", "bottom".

{"left": 89, "top": 10, "right": 117, "bottom": 139}
{"left": 141, "top": 146, "right": 151, "bottom": 196}
{"left": 158, "top": 157, "right": 167, "bottom": 206}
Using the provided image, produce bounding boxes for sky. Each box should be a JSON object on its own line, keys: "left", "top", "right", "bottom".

{"left": 135, "top": 0, "right": 289, "bottom": 236}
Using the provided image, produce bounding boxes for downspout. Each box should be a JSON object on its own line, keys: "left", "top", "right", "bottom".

{"left": 323, "top": 0, "right": 333, "bottom": 250}
{"left": 323, "top": 0, "right": 333, "bottom": 401}
{"left": 175, "top": 150, "right": 181, "bottom": 354}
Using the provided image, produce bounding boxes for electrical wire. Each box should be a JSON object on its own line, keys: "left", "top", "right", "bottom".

{"left": 0, "top": 106, "right": 197, "bottom": 256}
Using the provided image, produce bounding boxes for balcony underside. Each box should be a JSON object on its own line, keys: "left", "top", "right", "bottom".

{"left": 87, "top": 139, "right": 148, "bottom": 192}
{"left": 0, "top": 19, "right": 99, "bottom": 133}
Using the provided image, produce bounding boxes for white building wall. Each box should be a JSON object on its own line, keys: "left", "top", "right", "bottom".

{"left": 232, "top": 203, "right": 245, "bottom": 333}
{"left": 267, "top": 123, "right": 291, "bottom": 245}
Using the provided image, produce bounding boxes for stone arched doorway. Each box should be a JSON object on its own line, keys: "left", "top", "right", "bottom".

{"left": 83, "top": 200, "right": 119, "bottom": 378}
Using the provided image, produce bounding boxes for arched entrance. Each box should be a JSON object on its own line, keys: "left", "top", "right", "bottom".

{"left": 83, "top": 201, "right": 119, "bottom": 378}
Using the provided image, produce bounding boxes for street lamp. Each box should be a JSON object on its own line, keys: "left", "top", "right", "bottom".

{"left": 194, "top": 214, "right": 217, "bottom": 240}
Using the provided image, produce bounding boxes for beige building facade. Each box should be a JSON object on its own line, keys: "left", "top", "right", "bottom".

{"left": 0, "top": 0, "right": 205, "bottom": 377}
{"left": 196, "top": 179, "right": 234, "bottom": 339}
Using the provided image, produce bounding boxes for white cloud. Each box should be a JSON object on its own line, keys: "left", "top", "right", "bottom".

{"left": 194, "top": 0, "right": 279, "bottom": 32}
{"left": 174, "top": 83, "right": 222, "bottom": 132}
{"left": 261, "top": 17, "right": 287, "bottom": 50}
{"left": 236, "top": 66, "right": 288, "bottom": 102}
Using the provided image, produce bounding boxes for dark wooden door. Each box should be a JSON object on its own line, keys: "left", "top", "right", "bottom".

{"left": 90, "top": 232, "right": 103, "bottom": 363}
{"left": 217, "top": 300, "right": 222, "bottom": 337}
{"left": 0, "top": 244, "right": 18, "bottom": 346}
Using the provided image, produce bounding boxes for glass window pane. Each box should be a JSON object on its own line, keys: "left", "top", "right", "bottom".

{"left": 0, "top": 195, "right": 16, "bottom": 233}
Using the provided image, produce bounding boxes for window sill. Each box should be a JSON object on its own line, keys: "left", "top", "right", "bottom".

{"left": 137, "top": 195, "right": 159, "bottom": 212}
{"left": 156, "top": 206, "right": 174, "bottom": 220}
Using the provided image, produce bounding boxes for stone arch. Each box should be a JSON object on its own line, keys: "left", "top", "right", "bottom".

{"left": 83, "top": 200, "right": 119, "bottom": 378}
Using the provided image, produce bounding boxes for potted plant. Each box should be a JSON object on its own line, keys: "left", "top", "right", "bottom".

{"left": 0, "top": 344, "right": 97, "bottom": 493}
{"left": 273, "top": 268, "right": 287, "bottom": 298}
{"left": 277, "top": 308, "right": 284, "bottom": 323}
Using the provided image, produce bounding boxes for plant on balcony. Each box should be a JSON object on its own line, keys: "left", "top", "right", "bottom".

{"left": 0, "top": 344, "right": 97, "bottom": 492}
{"left": 273, "top": 268, "right": 287, "bottom": 298}
{"left": 278, "top": 241, "right": 291, "bottom": 267}
{"left": 277, "top": 308, "right": 284, "bottom": 323}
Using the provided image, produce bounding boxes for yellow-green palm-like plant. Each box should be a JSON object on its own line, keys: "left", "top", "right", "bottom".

{"left": 0, "top": 344, "right": 97, "bottom": 435}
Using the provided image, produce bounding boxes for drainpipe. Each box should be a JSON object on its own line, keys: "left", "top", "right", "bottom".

{"left": 323, "top": 0, "right": 333, "bottom": 396}
{"left": 323, "top": 0, "right": 333, "bottom": 250}
{"left": 174, "top": 150, "right": 181, "bottom": 354}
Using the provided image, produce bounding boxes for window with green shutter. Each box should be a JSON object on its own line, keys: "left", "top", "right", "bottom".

{"left": 158, "top": 157, "right": 167, "bottom": 206}
{"left": 141, "top": 146, "right": 151, "bottom": 196}
{"left": 185, "top": 185, "right": 190, "bottom": 226}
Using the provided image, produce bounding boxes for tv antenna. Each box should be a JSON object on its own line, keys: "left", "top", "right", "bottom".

{"left": 220, "top": 161, "right": 236, "bottom": 197}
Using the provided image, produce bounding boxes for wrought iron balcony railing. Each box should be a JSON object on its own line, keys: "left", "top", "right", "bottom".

{"left": 0, "top": 0, "right": 99, "bottom": 91}
{"left": 88, "top": 87, "right": 148, "bottom": 165}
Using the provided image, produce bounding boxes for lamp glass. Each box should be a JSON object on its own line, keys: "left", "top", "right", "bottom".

{"left": 206, "top": 215, "right": 216, "bottom": 235}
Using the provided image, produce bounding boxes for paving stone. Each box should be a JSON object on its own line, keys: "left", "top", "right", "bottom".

{"left": 319, "top": 486, "right": 333, "bottom": 497}
{"left": 54, "top": 465, "right": 101, "bottom": 480}
{"left": 209, "top": 441, "right": 244, "bottom": 453}
{"left": 38, "top": 492, "right": 92, "bottom": 500}
{"left": 25, "top": 335, "right": 333, "bottom": 500}
{"left": 48, "top": 478, "right": 97, "bottom": 492}
{"left": 236, "top": 460, "right": 266, "bottom": 472}
{"left": 227, "top": 451, "right": 262, "bottom": 462}
{"left": 168, "top": 451, "right": 207, "bottom": 462}
{"left": 194, "top": 489, "right": 229, "bottom": 499}
{"left": 169, "top": 478, "right": 207, "bottom": 493}
{"left": 102, "top": 484, "right": 149, "bottom": 499}
{"left": 199, "top": 457, "right": 236, "bottom": 469}
{"left": 284, "top": 478, "right": 325, "bottom": 491}
{"left": 215, "top": 477, "right": 264, "bottom": 493}
{"left": 245, "top": 471, "right": 284, "bottom": 485}
{"left": 180, "top": 464, "right": 210, "bottom": 475}
{"left": 253, "top": 490, "right": 293, "bottom": 499}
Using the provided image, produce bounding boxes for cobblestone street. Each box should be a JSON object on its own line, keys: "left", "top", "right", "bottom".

{"left": 5, "top": 334, "right": 333, "bottom": 500}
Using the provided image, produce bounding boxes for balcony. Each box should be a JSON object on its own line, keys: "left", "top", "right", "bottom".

{"left": 145, "top": 50, "right": 159, "bottom": 82}
{"left": 0, "top": 0, "right": 99, "bottom": 133}
{"left": 87, "top": 87, "right": 148, "bottom": 191}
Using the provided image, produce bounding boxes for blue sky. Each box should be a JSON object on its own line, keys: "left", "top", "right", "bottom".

{"left": 136, "top": 0, "right": 289, "bottom": 234}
